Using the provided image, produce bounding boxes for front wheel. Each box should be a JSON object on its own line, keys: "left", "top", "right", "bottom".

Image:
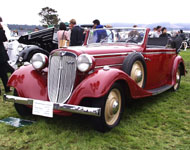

{"left": 92, "top": 83, "right": 124, "bottom": 132}
{"left": 14, "top": 90, "right": 32, "bottom": 116}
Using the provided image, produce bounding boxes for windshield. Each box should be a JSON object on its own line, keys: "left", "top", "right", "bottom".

{"left": 87, "top": 28, "right": 146, "bottom": 45}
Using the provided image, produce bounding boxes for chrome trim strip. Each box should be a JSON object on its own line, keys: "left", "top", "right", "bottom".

{"left": 92, "top": 52, "right": 133, "bottom": 57}
{"left": 143, "top": 52, "right": 176, "bottom": 55}
{"left": 95, "top": 55, "right": 126, "bottom": 59}
{"left": 95, "top": 64, "right": 122, "bottom": 69}
{"left": 3, "top": 94, "right": 101, "bottom": 117}
{"left": 92, "top": 51, "right": 175, "bottom": 57}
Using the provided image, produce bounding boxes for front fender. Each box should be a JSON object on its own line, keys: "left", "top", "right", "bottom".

{"left": 68, "top": 68, "right": 152, "bottom": 105}
{"left": 8, "top": 65, "right": 48, "bottom": 100}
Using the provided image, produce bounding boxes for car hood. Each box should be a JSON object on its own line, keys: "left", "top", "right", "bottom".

{"left": 62, "top": 44, "right": 143, "bottom": 56}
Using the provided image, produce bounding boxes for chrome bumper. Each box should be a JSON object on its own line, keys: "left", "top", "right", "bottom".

{"left": 3, "top": 94, "right": 101, "bottom": 117}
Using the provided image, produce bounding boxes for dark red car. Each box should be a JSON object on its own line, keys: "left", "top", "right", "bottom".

{"left": 4, "top": 27, "right": 186, "bottom": 132}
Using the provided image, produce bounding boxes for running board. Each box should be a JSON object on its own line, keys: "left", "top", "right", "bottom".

{"left": 147, "top": 85, "right": 173, "bottom": 95}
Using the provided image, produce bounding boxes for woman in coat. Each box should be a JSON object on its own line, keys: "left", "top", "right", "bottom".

{"left": 0, "top": 23, "right": 11, "bottom": 92}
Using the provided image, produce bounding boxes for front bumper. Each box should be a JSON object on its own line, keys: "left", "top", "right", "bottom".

{"left": 3, "top": 94, "right": 101, "bottom": 117}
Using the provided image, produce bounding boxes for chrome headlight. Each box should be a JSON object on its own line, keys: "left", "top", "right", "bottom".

{"left": 31, "top": 53, "right": 47, "bottom": 70}
{"left": 77, "top": 54, "right": 93, "bottom": 72}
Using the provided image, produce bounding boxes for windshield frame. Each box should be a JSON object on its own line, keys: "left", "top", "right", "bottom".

{"left": 86, "top": 27, "right": 147, "bottom": 46}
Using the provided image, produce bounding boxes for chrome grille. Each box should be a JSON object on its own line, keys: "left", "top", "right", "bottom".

{"left": 48, "top": 51, "right": 77, "bottom": 103}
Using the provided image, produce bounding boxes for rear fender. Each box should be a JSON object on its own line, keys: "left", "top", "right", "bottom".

{"left": 172, "top": 55, "right": 186, "bottom": 85}
{"left": 8, "top": 65, "right": 48, "bottom": 100}
{"left": 68, "top": 68, "right": 152, "bottom": 105}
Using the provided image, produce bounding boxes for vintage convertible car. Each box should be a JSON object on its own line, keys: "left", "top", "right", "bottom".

{"left": 4, "top": 27, "right": 186, "bottom": 132}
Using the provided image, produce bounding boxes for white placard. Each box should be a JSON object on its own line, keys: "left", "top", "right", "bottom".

{"left": 32, "top": 100, "right": 54, "bottom": 118}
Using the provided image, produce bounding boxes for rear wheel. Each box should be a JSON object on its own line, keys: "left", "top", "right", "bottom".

{"left": 14, "top": 90, "right": 32, "bottom": 116}
{"left": 92, "top": 83, "right": 124, "bottom": 132}
{"left": 172, "top": 66, "right": 181, "bottom": 91}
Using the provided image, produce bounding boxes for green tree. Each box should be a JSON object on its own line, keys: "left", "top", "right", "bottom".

{"left": 38, "top": 7, "right": 60, "bottom": 27}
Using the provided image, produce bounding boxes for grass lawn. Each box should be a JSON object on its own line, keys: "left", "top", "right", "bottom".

{"left": 0, "top": 50, "right": 190, "bottom": 150}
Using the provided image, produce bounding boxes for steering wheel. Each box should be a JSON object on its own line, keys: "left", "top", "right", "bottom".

{"left": 126, "top": 37, "right": 138, "bottom": 43}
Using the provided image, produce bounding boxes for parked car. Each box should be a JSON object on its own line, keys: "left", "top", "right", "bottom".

{"left": 6, "top": 37, "right": 25, "bottom": 69}
{"left": 2, "top": 23, "right": 22, "bottom": 69}
{"left": 4, "top": 27, "right": 186, "bottom": 132}
{"left": 16, "top": 27, "right": 57, "bottom": 65}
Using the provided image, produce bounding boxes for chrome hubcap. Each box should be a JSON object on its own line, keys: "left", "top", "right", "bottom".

{"left": 112, "top": 100, "right": 119, "bottom": 114}
{"left": 105, "top": 89, "right": 121, "bottom": 126}
{"left": 135, "top": 70, "right": 142, "bottom": 83}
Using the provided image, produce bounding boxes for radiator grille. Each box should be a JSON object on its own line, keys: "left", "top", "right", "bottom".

{"left": 48, "top": 51, "right": 77, "bottom": 103}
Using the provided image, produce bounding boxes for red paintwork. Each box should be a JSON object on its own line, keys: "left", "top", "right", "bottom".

{"left": 8, "top": 65, "right": 48, "bottom": 100}
{"left": 7, "top": 28, "right": 186, "bottom": 116}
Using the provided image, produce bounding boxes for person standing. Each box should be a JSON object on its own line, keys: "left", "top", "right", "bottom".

{"left": 57, "top": 22, "right": 70, "bottom": 48}
{"left": 92, "top": 19, "right": 107, "bottom": 42}
{"left": 69, "top": 19, "right": 84, "bottom": 46}
{"left": 0, "top": 20, "right": 11, "bottom": 93}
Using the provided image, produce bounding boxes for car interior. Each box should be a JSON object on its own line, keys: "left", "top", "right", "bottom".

{"left": 147, "top": 36, "right": 182, "bottom": 52}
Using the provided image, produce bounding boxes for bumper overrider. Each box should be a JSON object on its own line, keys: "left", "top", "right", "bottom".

{"left": 3, "top": 94, "right": 101, "bottom": 117}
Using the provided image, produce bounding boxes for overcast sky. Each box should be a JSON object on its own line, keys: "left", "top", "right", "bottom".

{"left": 1, "top": 0, "right": 190, "bottom": 25}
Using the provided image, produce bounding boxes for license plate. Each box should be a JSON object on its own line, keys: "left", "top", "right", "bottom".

{"left": 32, "top": 100, "right": 53, "bottom": 118}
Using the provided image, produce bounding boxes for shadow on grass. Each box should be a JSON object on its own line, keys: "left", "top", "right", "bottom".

{"left": 23, "top": 90, "right": 175, "bottom": 132}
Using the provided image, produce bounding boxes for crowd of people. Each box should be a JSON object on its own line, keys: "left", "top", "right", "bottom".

{"left": 150, "top": 25, "right": 186, "bottom": 40}
{"left": 57, "top": 19, "right": 106, "bottom": 47}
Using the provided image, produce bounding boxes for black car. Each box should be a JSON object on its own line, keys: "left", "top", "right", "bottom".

{"left": 17, "top": 27, "right": 57, "bottom": 64}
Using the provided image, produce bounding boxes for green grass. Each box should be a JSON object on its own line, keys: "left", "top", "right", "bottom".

{"left": 0, "top": 50, "right": 190, "bottom": 150}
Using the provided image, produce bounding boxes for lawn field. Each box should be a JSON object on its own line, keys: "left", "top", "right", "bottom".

{"left": 0, "top": 51, "right": 190, "bottom": 150}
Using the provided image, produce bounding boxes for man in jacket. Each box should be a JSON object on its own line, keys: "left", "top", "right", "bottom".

{"left": 69, "top": 19, "right": 84, "bottom": 46}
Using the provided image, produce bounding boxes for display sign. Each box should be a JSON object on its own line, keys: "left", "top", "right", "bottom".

{"left": 32, "top": 100, "right": 53, "bottom": 118}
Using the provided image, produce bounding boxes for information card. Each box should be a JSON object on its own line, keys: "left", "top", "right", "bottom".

{"left": 32, "top": 100, "right": 54, "bottom": 118}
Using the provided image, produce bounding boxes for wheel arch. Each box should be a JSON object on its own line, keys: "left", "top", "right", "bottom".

{"left": 172, "top": 56, "right": 186, "bottom": 80}
{"left": 79, "top": 79, "right": 132, "bottom": 107}
{"left": 115, "top": 79, "right": 132, "bottom": 102}
{"left": 171, "top": 55, "right": 186, "bottom": 87}
{"left": 18, "top": 45, "right": 49, "bottom": 62}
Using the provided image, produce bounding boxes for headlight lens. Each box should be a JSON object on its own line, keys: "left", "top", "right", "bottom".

{"left": 77, "top": 54, "right": 93, "bottom": 72}
{"left": 31, "top": 53, "right": 47, "bottom": 70}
